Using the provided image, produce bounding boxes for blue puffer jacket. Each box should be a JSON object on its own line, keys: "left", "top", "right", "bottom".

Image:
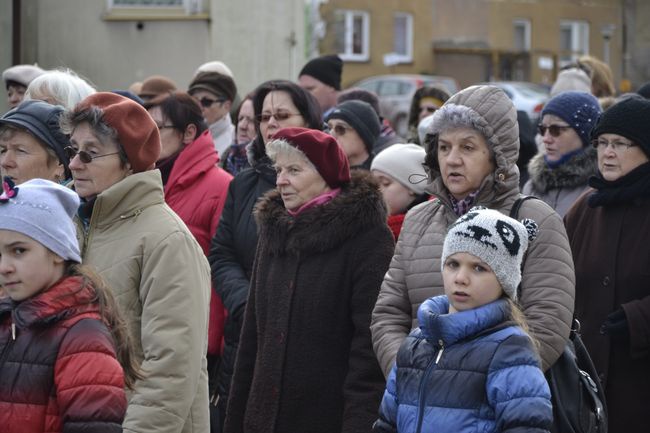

{"left": 374, "top": 296, "right": 552, "bottom": 433}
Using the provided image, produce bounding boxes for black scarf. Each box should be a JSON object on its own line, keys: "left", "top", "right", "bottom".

{"left": 588, "top": 162, "right": 650, "bottom": 207}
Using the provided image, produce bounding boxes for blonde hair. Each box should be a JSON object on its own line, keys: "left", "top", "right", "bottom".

{"left": 507, "top": 297, "right": 540, "bottom": 353}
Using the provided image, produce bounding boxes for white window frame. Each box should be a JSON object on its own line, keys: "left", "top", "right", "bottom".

{"left": 559, "top": 20, "right": 590, "bottom": 65}
{"left": 513, "top": 18, "right": 531, "bottom": 52}
{"left": 107, "top": 0, "right": 203, "bottom": 15}
{"left": 336, "top": 10, "right": 370, "bottom": 62}
{"left": 392, "top": 12, "right": 413, "bottom": 63}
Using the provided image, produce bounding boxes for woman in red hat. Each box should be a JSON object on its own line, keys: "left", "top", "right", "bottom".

{"left": 224, "top": 127, "right": 394, "bottom": 433}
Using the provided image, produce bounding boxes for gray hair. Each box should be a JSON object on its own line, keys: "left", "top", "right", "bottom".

{"left": 25, "top": 68, "right": 96, "bottom": 110}
{"left": 0, "top": 124, "right": 60, "bottom": 166}
{"left": 266, "top": 138, "right": 317, "bottom": 172}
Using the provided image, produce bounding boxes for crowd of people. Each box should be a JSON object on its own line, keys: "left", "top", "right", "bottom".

{"left": 0, "top": 53, "right": 649, "bottom": 433}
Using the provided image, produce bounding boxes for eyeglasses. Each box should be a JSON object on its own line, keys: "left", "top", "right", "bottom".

{"left": 257, "top": 111, "right": 302, "bottom": 123}
{"left": 591, "top": 139, "right": 637, "bottom": 152}
{"left": 198, "top": 97, "right": 226, "bottom": 108}
{"left": 538, "top": 124, "right": 572, "bottom": 137}
{"left": 328, "top": 124, "right": 352, "bottom": 136}
{"left": 64, "top": 146, "right": 121, "bottom": 164}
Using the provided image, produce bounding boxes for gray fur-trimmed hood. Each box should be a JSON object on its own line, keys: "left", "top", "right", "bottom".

{"left": 527, "top": 147, "right": 598, "bottom": 192}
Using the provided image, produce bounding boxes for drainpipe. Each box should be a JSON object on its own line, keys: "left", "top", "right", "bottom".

{"left": 12, "top": 0, "right": 21, "bottom": 64}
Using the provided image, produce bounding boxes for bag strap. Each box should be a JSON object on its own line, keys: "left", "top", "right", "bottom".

{"left": 509, "top": 195, "right": 538, "bottom": 219}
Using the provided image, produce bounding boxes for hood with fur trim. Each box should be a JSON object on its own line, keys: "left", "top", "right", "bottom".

{"left": 527, "top": 147, "right": 598, "bottom": 192}
{"left": 254, "top": 170, "right": 388, "bottom": 256}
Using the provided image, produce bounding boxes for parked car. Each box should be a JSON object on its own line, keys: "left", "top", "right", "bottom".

{"left": 351, "top": 74, "right": 460, "bottom": 136}
{"left": 478, "top": 81, "right": 550, "bottom": 125}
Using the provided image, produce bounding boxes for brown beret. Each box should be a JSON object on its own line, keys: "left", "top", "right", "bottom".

{"left": 78, "top": 92, "right": 161, "bottom": 172}
{"left": 188, "top": 71, "right": 237, "bottom": 102}
{"left": 139, "top": 75, "right": 177, "bottom": 99}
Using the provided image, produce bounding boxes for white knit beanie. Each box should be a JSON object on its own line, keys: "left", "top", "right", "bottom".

{"left": 0, "top": 178, "right": 81, "bottom": 263}
{"left": 441, "top": 207, "right": 538, "bottom": 299}
{"left": 371, "top": 143, "right": 428, "bottom": 195}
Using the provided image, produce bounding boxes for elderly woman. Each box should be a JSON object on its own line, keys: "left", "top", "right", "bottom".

{"left": 25, "top": 68, "right": 96, "bottom": 110}
{"left": 59, "top": 92, "right": 211, "bottom": 433}
{"left": 208, "top": 80, "right": 322, "bottom": 430}
{"left": 220, "top": 92, "right": 256, "bottom": 176}
{"left": 371, "top": 85, "right": 575, "bottom": 376}
{"left": 523, "top": 91, "right": 601, "bottom": 216}
{"left": 224, "top": 127, "right": 393, "bottom": 433}
{"left": 564, "top": 97, "right": 650, "bottom": 433}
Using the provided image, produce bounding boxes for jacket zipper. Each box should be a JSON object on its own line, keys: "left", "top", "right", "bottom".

{"left": 415, "top": 339, "right": 445, "bottom": 433}
{"left": 0, "top": 321, "right": 16, "bottom": 371}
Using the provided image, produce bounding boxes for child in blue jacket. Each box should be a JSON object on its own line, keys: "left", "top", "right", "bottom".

{"left": 374, "top": 207, "right": 553, "bottom": 433}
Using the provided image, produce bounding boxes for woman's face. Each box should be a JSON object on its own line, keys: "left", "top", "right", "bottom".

{"left": 327, "top": 119, "right": 369, "bottom": 166}
{"left": 596, "top": 133, "right": 650, "bottom": 181}
{"left": 372, "top": 170, "right": 416, "bottom": 216}
{"left": 260, "top": 91, "right": 306, "bottom": 144}
{"left": 437, "top": 128, "right": 494, "bottom": 201}
{"left": 69, "top": 122, "right": 131, "bottom": 200}
{"left": 540, "top": 114, "right": 583, "bottom": 162}
{"left": 274, "top": 152, "right": 331, "bottom": 211}
{"left": 148, "top": 106, "right": 184, "bottom": 160}
{"left": 192, "top": 89, "right": 231, "bottom": 125}
{"left": 236, "top": 99, "right": 256, "bottom": 145}
{"left": 0, "top": 129, "right": 64, "bottom": 185}
{"left": 418, "top": 97, "right": 442, "bottom": 122}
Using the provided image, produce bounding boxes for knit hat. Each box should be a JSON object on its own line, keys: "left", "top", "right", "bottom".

{"left": 636, "top": 81, "right": 650, "bottom": 99}
{"left": 550, "top": 67, "right": 592, "bottom": 97}
{"left": 77, "top": 92, "right": 161, "bottom": 172}
{"left": 138, "top": 75, "right": 177, "bottom": 100}
{"left": 0, "top": 177, "right": 80, "bottom": 263}
{"left": 441, "top": 207, "right": 538, "bottom": 299}
{"left": 541, "top": 91, "right": 601, "bottom": 147}
{"left": 371, "top": 144, "right": 428, "bottom": 195}
{"left": 188, "top": 71, "right": 237, "bottom": 102}
{"left": 2, "top": 64, "right": 45, "bottom": 89}
{"left": 299, "top": 55, "right": 343, "bottom": 90}
{"left": 0, "top": 100, "right": 71, "bottom": 179}
{"left": 591, "top": 97, "right": 650, "bottom": 158}
{"left": 326, "top": 100, "right": 381, "bottom": 153}
{"left": 271, "top": 127, "right": 350, "bottom": 188}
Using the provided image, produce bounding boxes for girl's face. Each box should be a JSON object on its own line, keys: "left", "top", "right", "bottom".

{"left": 442, "top": 252, "right": 503, "bottom": 313}
{"left": 372, "top": 170, "right": 416, "bottom": 215}
{"left": 0, "top": 230, "right": 65, "bottom": 302}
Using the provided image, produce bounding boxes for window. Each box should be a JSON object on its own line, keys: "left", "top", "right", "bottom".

{"left": 513, "top": 19, "right": 531, "bottom": 51}
{"left": 106, "top": 0, "right": 204, "bottom": 17}
{"left": 333, "top": 10, "right": 370, "bottom": 62}
{"left": 393, "top": 13, "right": 413, "bottom": 63}
{"left": 559, "top": 20, "right": 589, "bottom": 66}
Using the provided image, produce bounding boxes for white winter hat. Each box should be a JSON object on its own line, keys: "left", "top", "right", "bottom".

{"left": 371, "top": 143, "right": 428, "bottom": 195}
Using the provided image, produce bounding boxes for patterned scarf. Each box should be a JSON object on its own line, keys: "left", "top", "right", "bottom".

{"left": 226, "top": 142, "right": 250, "bottom": 176}
{"left": 449, "top": 189, "right": 480, "bottom": 216}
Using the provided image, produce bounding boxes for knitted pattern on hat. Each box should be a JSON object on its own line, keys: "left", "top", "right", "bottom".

{"left": 591, "top": 97, "right": 650, "bottom": 158}
{"left": 441, "top": 207, "right": 537, "bottom": 299}
{"left": 0, "top": 178, "right": 81, "bottom": 262}
{"left": 371, "top": 143, "right": 428, "bottom": 195}
{"left": 541, "top": 91, "right": 601, "bottom": 147}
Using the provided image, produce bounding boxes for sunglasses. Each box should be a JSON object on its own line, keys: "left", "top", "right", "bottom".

{"left": 199, "top": 97, "right": 226, "bottom": 108}
{"left": 537, "top": 124, "right": 571, "bottom": 137}
{"left": 257, "top": 111, "right": 301, "bottom": 123}
{"left": 64, "top": 146, "right": 121, "bottom": 164}
{"left": 328, "top": 124, "right": 352, "bottom": 136}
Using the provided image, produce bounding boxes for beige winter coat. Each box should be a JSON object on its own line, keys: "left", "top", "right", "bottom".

{"left": 77, "top": 170, "right": 210, "bottom": 433}
{"left": 371, "top": 85, "right": 575, "bottom": 376}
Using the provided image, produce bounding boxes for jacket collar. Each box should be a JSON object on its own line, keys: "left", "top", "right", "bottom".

{"left": 527, "top": 147, "right": 598, "bottom": 192}
{"left": 253, "top": 170, "right": 388, "bottom": 256}
{"left": 0, "top": 276, "right": 98, "bottom": 329}
{"left": 165, "top": 130, "right": 219, "bottom": 193}
{"left": 417, "top": 295, "right": 511, "bottom": 347}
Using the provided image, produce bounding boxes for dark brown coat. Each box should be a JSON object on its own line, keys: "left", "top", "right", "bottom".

{"left": 224, "top": 171, "right": 394, "bottom": 433}
{"left": 564, "top": 190, "right": 650, "bottom": 433}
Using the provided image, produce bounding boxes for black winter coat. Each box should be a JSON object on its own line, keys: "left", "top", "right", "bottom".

{"left": 208, "top": 151, "right": 276, "bottom": 420}
{"left": 224, "top": 171, "right": 394, "bottom": 433}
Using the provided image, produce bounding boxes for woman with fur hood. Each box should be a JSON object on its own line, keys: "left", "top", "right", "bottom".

{"left": 224, "top": 127, "right": 394, "bottom": 433}
{"left": 523, "top": 91, "right": 601, "bottom": 216}
{"left": 371, "top": 85, "right": 575, "bottom": 377}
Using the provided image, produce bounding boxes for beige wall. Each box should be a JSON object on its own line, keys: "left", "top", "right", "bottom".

{"left": 1, "top": 1, "right": 14, "bottom": 114}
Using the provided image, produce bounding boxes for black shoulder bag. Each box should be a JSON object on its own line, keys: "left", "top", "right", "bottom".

{"left": 510, "top": 196, "right": 608, "bottom": 433}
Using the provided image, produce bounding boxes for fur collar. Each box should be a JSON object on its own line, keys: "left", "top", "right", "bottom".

{"left": 527, "top": 147, "right": 598, "bottom": 192}
{"left": 254, "top": 170, "right": 387, "bottom": 256}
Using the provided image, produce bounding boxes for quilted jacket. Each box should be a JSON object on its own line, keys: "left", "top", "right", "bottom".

{"left": 374, "top": 296, "right": 552, "bottom": 433}
{"left": 371, "top": 85, "right": 575, "bottom": 376}
{"left": 0, "top": 276, "right": 126, "bottom": 433}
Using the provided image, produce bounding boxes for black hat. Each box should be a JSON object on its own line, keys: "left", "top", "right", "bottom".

{"left": 188, "top": 71, "right": 237, "bottom": 102}
{"left": 326, "top": 100, "right": 381, "bottom": 152}
{"left": 0, "top": 100, "right": 70, "bottom": 178}
{"left": 637, "top": 81, "right": 650, "bottom": 99}
{"left": 592, "top": 97, "right": 650, "bottom": 158}
{"left": 299, "top": 55, "right": 343, "bottom": 91}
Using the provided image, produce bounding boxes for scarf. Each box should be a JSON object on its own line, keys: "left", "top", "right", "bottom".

{"left": 226, "top": 141, "right": 250, "bottom": 176}
{"left": 156, "top": 151, "right": 182, "bottom": 186}
{"left": 449, "top": 189, "right": 480, "bottom": 216}
{"left": 588, "top": 162, "right": 650, "bottom": 207}
{"left": 543, "top": 148, "right": 585, "bottom": 169}
{"left": 287, "top": 188, "right": 341, "bottom": 217}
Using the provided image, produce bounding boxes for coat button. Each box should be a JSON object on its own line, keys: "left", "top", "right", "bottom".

{"left": 602, "top": 276, "right": 610, "bottom": 286}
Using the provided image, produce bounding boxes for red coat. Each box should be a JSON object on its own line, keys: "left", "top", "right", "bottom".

{"left": 164, "top": 130, "right": 233, "bottom": 355}
{"left": 0, "top": 276, "right": 126, "bottom": 433}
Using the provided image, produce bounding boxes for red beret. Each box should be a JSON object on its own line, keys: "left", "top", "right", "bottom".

{"left": 78, "top": 92, "right": 161, "bottom": 172}
{"left": 272, "top": 127, "right": 350, "bottom": 188}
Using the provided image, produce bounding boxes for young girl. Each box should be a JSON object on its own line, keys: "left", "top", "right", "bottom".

{"left": 374, "top": 207, "right": 553, "bottom": 433}
{"left": 0, "top": 178, "right": 140, "bottom": 433}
